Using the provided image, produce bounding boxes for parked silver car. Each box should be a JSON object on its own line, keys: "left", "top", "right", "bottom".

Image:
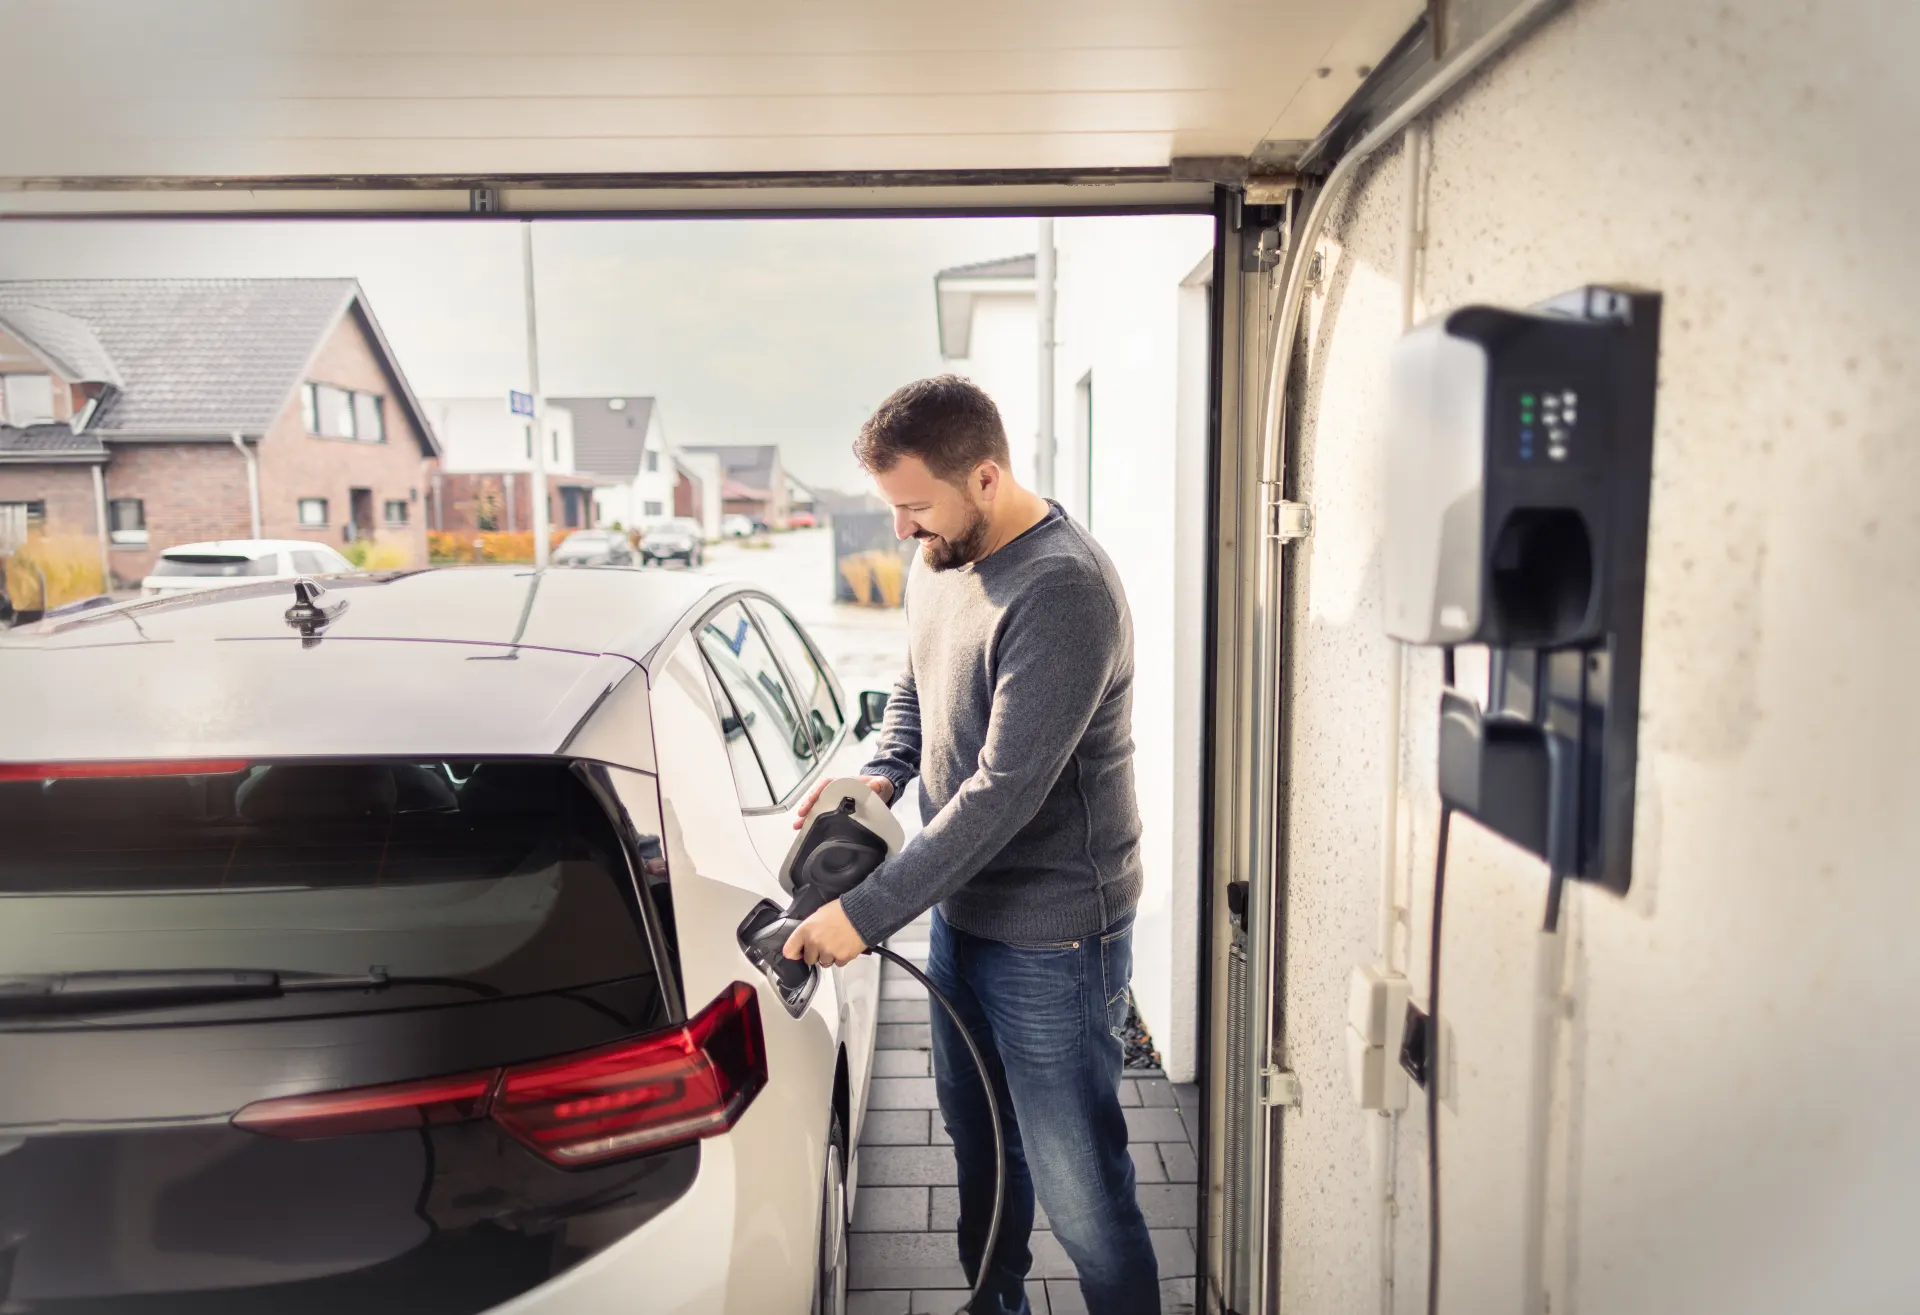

{"left": 551, "top": 528, "right": 637, "bottom": 567}
{"left": 0, "top": 567, "right": 886, "bottom": 1315}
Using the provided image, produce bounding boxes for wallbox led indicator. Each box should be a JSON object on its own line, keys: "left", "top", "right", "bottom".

{"left": 1520, "top": 392, "right": 1537, "bottom": 407}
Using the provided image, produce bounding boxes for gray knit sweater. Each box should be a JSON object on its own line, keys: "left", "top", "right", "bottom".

{"left": 838, "top": 505, "right": 1144, "bottom": 947}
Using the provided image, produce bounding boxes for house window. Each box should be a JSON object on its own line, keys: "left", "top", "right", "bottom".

{"left": 2, "top": 374, "right": 55, "bottom": 427}
{"left": 646, "top": 450, "right": 660, "bottom": 473}
{"left": 302, "top": 382, "right": 380, "bottom": 440}
{"left": 353, "top": 392, "right": 385, "bottom": 443}
{"left": 643, "top": 501, "right": 664, "bottom": 517}
{"left": 0, "top": 501, "right": 45, "bottom": 551}
{"left": 298, "top": 498, "right": 329, "bottom": 527}
{"left": 384, "top": 499, "right": 409, "bottom": 526}
{"left": 108, "top": 498, "right": 147, "bottom": 546}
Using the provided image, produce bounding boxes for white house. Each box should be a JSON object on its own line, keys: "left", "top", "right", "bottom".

{"left": 548, "top": 396, "right": 680, "bottom": 532}
{"left": 425, "top": 396, "right": 576, "bottom": 476}
{"left": 934, "top": 255, "right": 1040, "bottom": 489}
{"left": 676, "top": 449, "right": 724, "bottom": 541}
{"left": 937, "top": 219, "right": 1215, "bottom": 1082}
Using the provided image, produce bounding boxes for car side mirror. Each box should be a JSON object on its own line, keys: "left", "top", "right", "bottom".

{"left": 853, "top": 690, "right": 890, "bottom": 741}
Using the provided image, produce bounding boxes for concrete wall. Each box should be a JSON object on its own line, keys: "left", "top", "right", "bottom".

{"left": 1271, "top": 1, "right": 1920, "bottom": 1312}
{"left": 1051, "top": 215, "right": 1215, "bottom": 1081}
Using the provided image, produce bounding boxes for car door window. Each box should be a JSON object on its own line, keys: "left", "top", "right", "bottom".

{"left": 698, "top": 652, "right": 774, "bottom": 810}
{"left": 292, "top": 550, "right": 329, "bottom": 574}
{"left": 696, "top": 601, "right": 815, "bottom": 803}
{"left": 748, "top": 599, "right": 842, "bottom": 755}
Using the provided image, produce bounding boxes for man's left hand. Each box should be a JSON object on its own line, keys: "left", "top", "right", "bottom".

{"left": 782, "top": 899, "right": 868, "bottom": 969}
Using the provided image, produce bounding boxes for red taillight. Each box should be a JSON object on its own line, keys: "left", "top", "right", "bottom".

{"left": 0, "top": 759, "right": 250, "bottom": 782}
{"left": 234, "top": 1071, "right": 495, "bottom": 1139}
{"left": 493, "top": 981, "right": 766, "bottom": 1165}
{"left": 231, "top": 982, "right": 767, "bottom": 1167}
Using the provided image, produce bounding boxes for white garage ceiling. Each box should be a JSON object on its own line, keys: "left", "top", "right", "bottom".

{"left": 1, "top": 0, "right": 1423, "bottom": 210}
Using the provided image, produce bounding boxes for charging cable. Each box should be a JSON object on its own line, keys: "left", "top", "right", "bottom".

{"left": 866, "top": 945, "right": 1007, "bottom": 1315}
{"left": 1425, "top": 804, "right": 1452, "bottom": 1315}
{"left": 1426, "top": 645, "right": 1456, "bottom": 1315}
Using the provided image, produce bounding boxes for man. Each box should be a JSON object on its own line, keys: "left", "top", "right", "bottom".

{"left": 783, "top": 376, "right": 1159, "bottom": 1315}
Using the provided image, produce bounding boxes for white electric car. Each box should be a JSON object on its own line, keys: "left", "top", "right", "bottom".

{"left": 0, "top": 566, "right": 891, "bottom": 1315}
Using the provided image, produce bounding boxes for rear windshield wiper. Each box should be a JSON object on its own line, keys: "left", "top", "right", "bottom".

{"left": 0, "top": 968, "right": 498, "bottom": 1017}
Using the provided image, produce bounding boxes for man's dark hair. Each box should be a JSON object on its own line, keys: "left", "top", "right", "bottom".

{"left": 854, "top": 375, "right": 1012, "bottom": 483}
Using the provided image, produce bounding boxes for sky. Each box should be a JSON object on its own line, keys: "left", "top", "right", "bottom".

{"left": 0, "top": 216, "right": 1038, "bottom": 491}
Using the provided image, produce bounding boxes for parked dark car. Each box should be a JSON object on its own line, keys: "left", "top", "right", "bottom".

{"left": 640, "top": 518, "right": 705, "bottom": 568}
{"left": 551, "top": 529, "right": 635, "bottom": 567}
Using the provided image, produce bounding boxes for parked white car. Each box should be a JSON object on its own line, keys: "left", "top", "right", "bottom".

{"left": 0, "top": 567, "right": 885, "bottom": 1315}
{"left": 140, "top": 539, "right": 355, "bottom": 597}
{"left": 721, "top": 514, "right": 758, "bottom": 538}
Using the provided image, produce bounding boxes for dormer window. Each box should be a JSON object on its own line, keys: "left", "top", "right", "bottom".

{"left": 1, "top": 374, "right": 55, "bottom": 427}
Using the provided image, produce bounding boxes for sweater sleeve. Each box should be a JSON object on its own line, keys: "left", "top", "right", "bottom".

{"left": 838, "top": 577, "right": 1119, "bottom": 946}
{"left": 857, "top": 658, "right": 921, "bottom": 802}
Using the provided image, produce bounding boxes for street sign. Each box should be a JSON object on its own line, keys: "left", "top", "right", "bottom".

{"left": 509, "top": 390, "right": 534, "bottom": 417}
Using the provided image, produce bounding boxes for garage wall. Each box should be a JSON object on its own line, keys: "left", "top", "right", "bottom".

{"left": 1273, "top": 1, "right": 1920, "bottom": 1312}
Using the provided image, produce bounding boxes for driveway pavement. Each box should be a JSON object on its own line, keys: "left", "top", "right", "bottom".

{"left": 851, "top": 911, "right": 1202, "bottom": 1315}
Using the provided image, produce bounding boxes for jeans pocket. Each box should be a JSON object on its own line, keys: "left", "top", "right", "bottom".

{"left": 1007, "top": 937, "right": 1082, "bottom": 954}
{"left": 1100, "top": 926, "right": 1134, "bottom": 1038}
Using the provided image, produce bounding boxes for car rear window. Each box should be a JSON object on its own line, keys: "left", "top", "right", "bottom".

{"left": 0, "top": 759, "right": 660, "bottom": 1012}
{"left": 151, "top": 554, "right": 276, "bottom": 577}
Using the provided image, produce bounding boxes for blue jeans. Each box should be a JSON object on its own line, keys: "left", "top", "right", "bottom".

{"left": 926, "top": 906, "right": 1160, "bottom": 1315}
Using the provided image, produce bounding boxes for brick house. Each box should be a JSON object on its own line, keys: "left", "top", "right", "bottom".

{"left": 0, "top": 279, "right": 440, "bottom": 585}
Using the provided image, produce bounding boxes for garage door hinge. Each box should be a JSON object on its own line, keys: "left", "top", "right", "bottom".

{"left": 1265, "top": 493, "right": 1313, "bottom": 543}
{"left": 1260, "top": 1065, "right": 1302, "bottom": 1108}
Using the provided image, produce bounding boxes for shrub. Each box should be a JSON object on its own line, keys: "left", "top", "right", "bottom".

{"left": 342, "top": 539, "right": 410, "bottom": 571}
{"left": 4, "top": 536, "right": 106, "bottom": 610}
{"left": 427, "top": 530, "right": 570, "bottom": 565}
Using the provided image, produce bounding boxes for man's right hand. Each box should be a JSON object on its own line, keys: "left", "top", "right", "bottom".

{"left": 793, "top": 774, "right": 895, "bottom": 830}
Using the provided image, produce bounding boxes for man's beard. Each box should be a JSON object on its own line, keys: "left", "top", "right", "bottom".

{"left": 917, "top": 503, "right": 991, "bottom": 571}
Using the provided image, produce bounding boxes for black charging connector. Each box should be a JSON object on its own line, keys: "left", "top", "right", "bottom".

{"left": 1399, "top": 1002, "right": 1430, "bottom": 1089}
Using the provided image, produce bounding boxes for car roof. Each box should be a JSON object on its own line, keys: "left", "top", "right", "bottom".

{"left": 155, "top": 539, "right": 336, "bottom": 558}
{"left": 17, "top": 565, "right": 721, "bottom": 658}
{"left": 0, "top": 566, "right": 738, "bottom": 765}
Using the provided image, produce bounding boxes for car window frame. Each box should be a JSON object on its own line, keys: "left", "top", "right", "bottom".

{"left": 746, "top": 596, "right": 844, "bottom": 739}
{"left": 696, "top": 635, "right": 778, "bottom": 810}
{"left": 686, "top": 590, "right": 849, "bottom": 817}
{"left": 697, "top": 599, "right": 816, "bottom": 804}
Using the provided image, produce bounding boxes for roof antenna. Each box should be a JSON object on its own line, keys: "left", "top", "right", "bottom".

{"left": 284, "top": 577, "right": 347, "bottom": 647}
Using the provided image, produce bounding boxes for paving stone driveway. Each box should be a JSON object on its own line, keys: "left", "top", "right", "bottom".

{"left": 849, "top": 915, "right": 1201, "bottom": 1315}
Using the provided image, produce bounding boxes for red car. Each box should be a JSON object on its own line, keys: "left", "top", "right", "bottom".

{"left": 787, "top": 511, "right": 818, "bottom": 529}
